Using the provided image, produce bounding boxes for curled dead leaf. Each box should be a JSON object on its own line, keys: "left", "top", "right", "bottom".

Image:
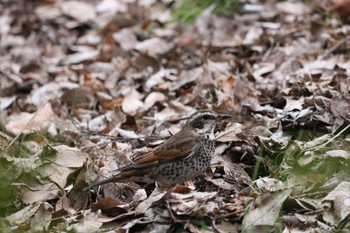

{"left": 171, "top": 185, "right": 193, "bottom": 194}
{"left": 90, "top": 197, "right": 128, "bottom": 217}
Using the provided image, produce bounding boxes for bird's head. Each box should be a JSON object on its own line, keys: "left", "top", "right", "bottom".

{"left": 186, "top": 110, "right": 231, "bottom": 136}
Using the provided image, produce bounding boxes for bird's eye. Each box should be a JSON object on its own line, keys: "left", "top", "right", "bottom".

{"left": 202, "top": 114, "right": 214, "bottom": 120}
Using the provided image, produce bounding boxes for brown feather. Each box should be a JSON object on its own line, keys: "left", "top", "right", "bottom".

{"left": 132, "top": 126, "right": 197, "bottom": 165}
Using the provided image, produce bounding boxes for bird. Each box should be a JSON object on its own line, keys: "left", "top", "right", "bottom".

{"left": 87, "top": 110, "right": 231, "bottom": 189}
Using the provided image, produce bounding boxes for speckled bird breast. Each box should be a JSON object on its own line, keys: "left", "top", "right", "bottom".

{"left": 153, "top": 136, "right": 215, "bottom": 185}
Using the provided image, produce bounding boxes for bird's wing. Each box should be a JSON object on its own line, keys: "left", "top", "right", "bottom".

{"left": 130, "top": 129, "right": 198, "bottom": 166}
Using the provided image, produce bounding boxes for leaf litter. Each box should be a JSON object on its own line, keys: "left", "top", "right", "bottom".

{"left": 1, "top": 0, "right": 350, "bottom": 232}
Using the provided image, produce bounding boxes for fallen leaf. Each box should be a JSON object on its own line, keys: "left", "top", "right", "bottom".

{"left": 6, "top": 102, "right": 57, "bottom": 134}
{"left": 255, "top": 177, "right": 286, "bottom": 192}
{"left": 90, "top": 197, "right": 127, "bottom": 217}
{"left": 325, "top": 150, "right": 350, "bottom": 160}
{"left": 21, "top": 183, "right": 61, "bottom": 204}
{"left": 242, "top": 189, "right": 292, "bottom": 232}
{"left": 60, "top": 50, "right": 99, "bottom": 65}
{"left": 60, "top": 87, "right": 92, "bottom": 108}
{"left": 44, "top": 145, "right": 87, "bottom": 168}
{"left": 7, "top": 203, "right": 41, "bottom": 225}
{"left": 96, "top": 0, "right": 127, "bottom": 14}
{"left": 276, "top": 1, "right": 311, "bottom": 15}
{"left": 171, "top": 185, "right": 193, "bottom": 194}
{"left": 323, "top": 181, "right": 350, "bottom": 224}
{"left": 30, "top": 202, "right": 52, "bottom": 232}
{"left": 0, "top": 96, "right": 16, "bottom": 111}
{"left": 61, "top": 1, "right": 96, "bottom": 23}
{"left": 113, "top": 128, "right": 140, "bottom": 139}
{"left": 113, "top": 28, "right": 138, "bottom": 51}
{"left": 70, "top": 211, "right": 103, "bottom": 232}
{"left": 144, "top": 68, "right": 176, "bottom": 91}
{"left": 135, "top": 187, "right": 166, "bottom": 215}
{"left": 283, "top": 97, "right": 304, "bottom": 113}
{"left": 135, "top": 38, "right": 173, "bottom": 58}
{"left": 122, "top": 88, "right": 144, "bottom": 116}
{"left": 142, "top": 92, "right": 167, "bottom": 112}
{"left": 169, "top": 191, "right": 217, "bottom": 215}
{"left": 215, "top": 122, "right": 244, "bottom": 142}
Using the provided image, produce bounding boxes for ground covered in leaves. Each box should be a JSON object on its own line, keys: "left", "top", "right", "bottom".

{"left": 1, "top": 0, "right": 350, "bottom": 232}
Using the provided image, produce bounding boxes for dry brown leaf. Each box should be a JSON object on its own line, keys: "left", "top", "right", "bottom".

{"left": 171, "top": 185, "right": 193, "bottom": 194}
{"left": 215, "top": 122, "right": 244, "bottom": 142}
{"left": 6, "top": 102, "right": 57, "bottom": 134}
{"left": 90, "top": 197, "right": 128, "bottom": 217}
{"left": 60, "top": 87, "right": 92, "bottom": 108}
{"left": 3, "top": 0, "right": 350, "bottom": 230}
{"left": 333, "top": 0, "right": 350, "bottom": 16}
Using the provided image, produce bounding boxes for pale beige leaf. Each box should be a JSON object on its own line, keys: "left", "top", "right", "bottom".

{"left": 242, "top": 189, "right": 292, "bottom": 232}
{"left": 31, "top": 202, "right": 52, "bottom": 232}
{"left": 215, "top": 122, "right": 244, "bottom": 142}
{"left": 7, "top": 203, "right": 41, "bottom": 225}
{"left": 6, "top": 102, "right": 56, "bottom": 134}
{"left": 122, "top": 88, "right": 144, "bottom": 116}
{"left": 61, "top": 1, "right": 96, "bottom": 22}
{"left": 135, "top": 38, "right": 172, "bottom": 58}
{"left": 21, "top": 183, "right": 61, "bottom": 204}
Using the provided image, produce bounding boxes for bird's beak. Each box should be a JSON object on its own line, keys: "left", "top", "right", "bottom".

{"left": 217, "top": 114, "right": 232, "bottom": 121}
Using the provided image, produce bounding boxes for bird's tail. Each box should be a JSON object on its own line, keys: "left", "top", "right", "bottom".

{"left": 84, "top": 167, "right": 152, "bottom": 191}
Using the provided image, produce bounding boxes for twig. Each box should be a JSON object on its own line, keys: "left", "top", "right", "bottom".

{"left": 320, "top": 37, "right": 348, "bottom": 59}
{"left": 6, "top": 100, "right": 51, "bottom": 150}
{"left": 308, "top": 123, "right": 350, "bottom": 151}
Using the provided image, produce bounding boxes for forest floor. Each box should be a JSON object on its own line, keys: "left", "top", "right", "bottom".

{"left": 1, "top": 0, "right": 350, "bottom": 232}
